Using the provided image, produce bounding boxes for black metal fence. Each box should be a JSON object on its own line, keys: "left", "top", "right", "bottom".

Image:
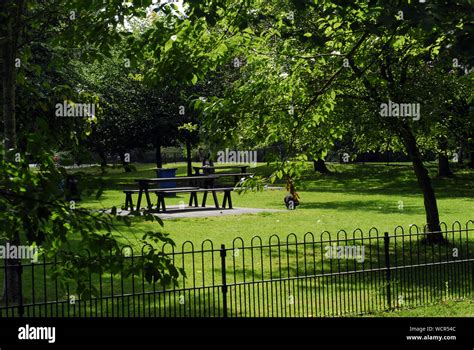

{"left": 1, "top": 221, "right": 473, "bottom": 317}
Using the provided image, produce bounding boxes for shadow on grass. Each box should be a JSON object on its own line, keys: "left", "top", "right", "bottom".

{"left": 299, "top": 199, "right": 424, "bottom": 215}
{"left": 299, "top": 163, "right": 474, "bottom": 200}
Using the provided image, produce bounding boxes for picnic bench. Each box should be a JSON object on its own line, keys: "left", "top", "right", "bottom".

{"left": 124, "top": 173, "right": 253, "bottom": 212}
{"left": 124, "top": 187, "right": 196, "bottom": 211}
{"left": 154, "top": 187, "right": 234, "bottom": 212}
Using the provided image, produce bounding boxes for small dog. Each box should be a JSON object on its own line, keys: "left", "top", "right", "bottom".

{"left": 284, "top": 194, "right": 299, "bottom": 210}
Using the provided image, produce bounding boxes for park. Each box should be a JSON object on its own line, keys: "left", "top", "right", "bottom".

{"left": 0, "top": 0, "right": 473, "bottom": 321}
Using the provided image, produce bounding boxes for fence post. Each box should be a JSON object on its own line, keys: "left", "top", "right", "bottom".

{"left": 18, "top": 263, "right": 24, "bottom": 317}
{"left": 384, "top": 232, "right": 391, "bottom": 309}
{"left": 220, "top": 244, "right": 228, "bottom": 318}
{"left": 471, "top": 257, "right": 474, "bottom": 295}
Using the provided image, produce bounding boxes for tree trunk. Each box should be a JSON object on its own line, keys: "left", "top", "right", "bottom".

{"left": 155, "top": 140, "right": 163, "bottom": 169}
{"left": 185, "top": 139, "right": 192, "bottom": 177}
{"left": 313, "top": 159, "right": 330, "bottom": 173}
{"left": 97, "top": 149, "right": 107, "bottom": 171}
{"left": 348, "top": 48, "right": 444, "bottom": 243}
{"left": 400, "top": 126, "right": 444, "bottom": 243}
{"left": 438, "top": 139, "right": 453, "bottom": 177}
{"left": 1, "top": 66, "right": 21, "bottom": 304}
{"left": 100, "top": 155, "right": 107, "bottom": 168}
{"left": 1, "top": 0, "right": 24, "bottom": 307}
{"left": 2, "top": 233, "right": 22, "bottom": 307}
{"left": 438, "top": 154, "right": 453, "bottom": 177}
{"left": 468, "top": 133, "right": 474, "bottom": 168}
{"left": 2, "top": 33, "right": 17, "bottom": 152}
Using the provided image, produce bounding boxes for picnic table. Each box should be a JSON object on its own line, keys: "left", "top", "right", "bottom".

{"left": 132, "top": 173, "right": 253, "bottom": 210}
{"left": 193, "top": 165, "right": 249, "bottom": 175}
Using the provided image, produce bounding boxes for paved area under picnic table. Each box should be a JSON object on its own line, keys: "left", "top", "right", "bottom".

{"left": 107, "top": 206, "right": 284, "bottom": 219}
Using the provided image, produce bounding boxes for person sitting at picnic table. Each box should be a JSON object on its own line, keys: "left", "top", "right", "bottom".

{"left": 202, "top": 152, "right": 215, "bottom": 174}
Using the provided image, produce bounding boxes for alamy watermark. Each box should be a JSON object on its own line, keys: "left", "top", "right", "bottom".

{"left": 380, "top": 100, "right": 420, "bottom": 121}
{"left": 55, "top": 100, "right": 96, "bottom": 117}
{"left": 0, "top": 243, "right": 39, "bottom": 263}
{"left": 216, "top": 148, "right": 257, "bottom": 166}
{"left": 324, "top": 244, "right": 365, "bottom": 263}
{"left": 18, "top": 324, "right": 55, "bottom": 343}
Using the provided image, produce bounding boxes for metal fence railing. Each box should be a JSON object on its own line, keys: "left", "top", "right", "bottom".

{"left": 1, "top": 221, "right": 473, "bottom": 317}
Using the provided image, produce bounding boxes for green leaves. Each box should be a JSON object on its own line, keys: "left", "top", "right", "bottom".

{"left": 164, "top": 37, "right": 174, "bottom": 53}
{"left": 0, "top": 125, "right": 181, "bottom": 298}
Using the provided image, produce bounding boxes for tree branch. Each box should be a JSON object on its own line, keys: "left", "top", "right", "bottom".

{"left": 300, "top": 31, "right": 371, "bottom": 116}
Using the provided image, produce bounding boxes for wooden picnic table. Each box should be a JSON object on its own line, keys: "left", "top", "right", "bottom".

{"left": 193, "top": 165, "right": 249, "bottom": 175}
{"left": 134, "top": 173, "right": 253, "bottom": 209}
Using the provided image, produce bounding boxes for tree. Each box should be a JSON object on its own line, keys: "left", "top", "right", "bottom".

{"left": 339, "top": 1, "right": 472, "bottom": 241}
{"left": 141, "top": 0, "right": 473, "bottom": 242}
{"left": 76, "top": 54, "right": 153, "bottom": 172}
{"left": 0, "top": 0, "right": 183, "bottom": 304}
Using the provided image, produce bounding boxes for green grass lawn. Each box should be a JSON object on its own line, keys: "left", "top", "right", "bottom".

{"left": 370, "top": 298, "right": 474, "bottom": 317}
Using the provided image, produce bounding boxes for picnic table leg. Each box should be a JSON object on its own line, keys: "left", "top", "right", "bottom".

{"left": 145, "top": 189, "right": 153, "bottom": 210}
{"left": 222, "top": 191, "right": 233, "bottom": 209}
{"left": 124, "top": 193, "right": 129, "bottom": 210}
{"left": 202, "top": 191, "right": 208, "bottom": 207}
{"left": 155, "top": 193, "right": 165, "bottom": 211}
{"left": 222, "top": 191, "right": 228, "bottom": 208}
{"left": 129, "top": 194, "right": 134, "bottom": 211}
{"left": 212, "top": 191, "right": 219, "bottom": 209}
{"left": 125, "top": 192, "right": 133, "bottom": 211}
{"left": 159, "top": 193, "right": 166, "bottom": 212}
{"left": 227, "top": 191, "right": 233, "bottom": 209}
{"left": 188, "top": 192, "right": 198, "bottom": 207}
{"left": 137, "top": 189, "right": 143, "bottom": 210}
